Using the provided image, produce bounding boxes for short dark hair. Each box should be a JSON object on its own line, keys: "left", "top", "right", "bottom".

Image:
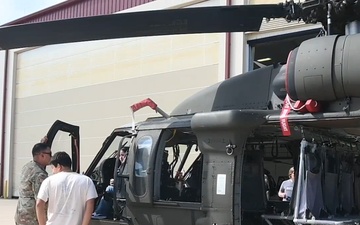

{"left": 50, "top": 151, "right": 72, "bottom": 168}
{"left": 120, "top": 147, "right": 129, "bottom": 154}
{"left": 32, "top": 143, "right": 50, "bottom": 157}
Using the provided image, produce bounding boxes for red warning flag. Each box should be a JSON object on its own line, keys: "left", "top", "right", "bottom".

{"left": 130, "top": 98, "right": 157, "bottom": 112}
{"left": 280, "top": 96, "right": 291, "bottom": 136}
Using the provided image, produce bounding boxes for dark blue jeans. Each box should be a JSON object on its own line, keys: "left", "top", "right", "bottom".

{"left": 95, "top": 197, "right": 113, "bottom": 218}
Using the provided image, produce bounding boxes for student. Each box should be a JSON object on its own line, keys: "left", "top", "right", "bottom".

{"left": 278, "top": 167, "right": 295, "bottom": 201}
{"left": 92, "top": 179, "right": 115, "bottom": 218}
{"left": 114, "top": 148, "right": 129, "bottom": 219}
{"left": 36, "top": 152, "right": 98, "bottom": 225}
{"left": 15, "top": 142, "right": 51, "bottom": 225}
{"left": 116, "top": 148, "right": 128, "bottom": 199}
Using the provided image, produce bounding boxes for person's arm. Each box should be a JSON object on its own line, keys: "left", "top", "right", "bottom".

{"left": 81, "top": 199, "right": 95, "bottom": 225}
{"left": 40, "top": 136, "right": 48, "bottom": 143}
{"left": 278, "top": 190, "right": 286, "bottom": 198}
{"left": 278, "top": 182, "right": 286, "bottom": 199}
{"left": 33, "top": 172, "right": 48, "bottom": 197}
{"left": 36, "top": 178, "right": 49, "bottom": 225}
{"left": 82, "top": 177, "right": 98, "bottom": 225}
{"left": 36, "top": 199, "right": 47, "bottom": 225}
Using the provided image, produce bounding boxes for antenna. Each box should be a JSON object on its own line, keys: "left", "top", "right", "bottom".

{"left": 327, "top": 3, "right": 332, "bottom": 35}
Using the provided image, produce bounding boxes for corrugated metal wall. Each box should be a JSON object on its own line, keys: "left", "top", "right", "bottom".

{"left": 9, "top": 0, "right": 154, "bottom": 24}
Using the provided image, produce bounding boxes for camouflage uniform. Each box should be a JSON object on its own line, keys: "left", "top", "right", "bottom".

{"left": 14, "top": 161, "right": 48, "bottom": 225}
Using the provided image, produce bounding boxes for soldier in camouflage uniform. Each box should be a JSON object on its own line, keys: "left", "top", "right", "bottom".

{"left": 14, "top": 142, "right": 52, "bottom": 225}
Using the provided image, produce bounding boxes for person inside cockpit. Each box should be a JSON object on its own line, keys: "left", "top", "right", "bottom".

{"left": 116, "top": 148, "right": 128, "bottom": 199}
{"left": 92, "top": 178, "right": 115, "bottom": 219}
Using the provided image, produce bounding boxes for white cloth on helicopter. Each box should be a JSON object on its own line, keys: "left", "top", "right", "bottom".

{"left": 340, "top": 172, "right": 354, "bottom": 214}
{"left": 298, "top": 149, "right": 325, "bottom": 219}
{"left": 306, "top": 170, "right": 324, "bottom": 218}
{"left": 324, "top": 172, "right": 339, "bottom": 215}
{"left": 354, "top": 163, "right": 360, "bottom": 211}
{"left": 298, "top": 170, "right": 325, "bottom": 219}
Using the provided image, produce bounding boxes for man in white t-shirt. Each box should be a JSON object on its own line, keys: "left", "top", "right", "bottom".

{"left": 36, "top": 151, "right": 98, "bottom": 225}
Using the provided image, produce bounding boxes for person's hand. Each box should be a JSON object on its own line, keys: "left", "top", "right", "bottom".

{"left": 40, "top": 136, "right": 48, "bottom": 143}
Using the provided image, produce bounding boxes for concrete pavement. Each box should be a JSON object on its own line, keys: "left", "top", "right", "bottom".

{"left": 0, "top": 198, "right": 17, "bottom": 224}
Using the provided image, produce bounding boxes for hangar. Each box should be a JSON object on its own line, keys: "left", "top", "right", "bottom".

{"left": 0, "top": 0, "right": 321, "bottom": 197}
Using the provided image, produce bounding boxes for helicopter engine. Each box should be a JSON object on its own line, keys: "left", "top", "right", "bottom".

{"left": 285, "top": 33, "right": 360, "bottom": 101}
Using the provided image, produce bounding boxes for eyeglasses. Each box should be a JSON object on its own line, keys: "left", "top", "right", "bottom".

{"left": 42, "top": 152, "right": 52, "bottom": 157}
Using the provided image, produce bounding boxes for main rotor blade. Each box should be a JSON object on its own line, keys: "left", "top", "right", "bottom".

{"left": 0, "top": 4, "right": 286, "bottom": 50}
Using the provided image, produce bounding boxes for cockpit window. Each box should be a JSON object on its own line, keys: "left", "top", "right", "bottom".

{"left": 134, "top": 136, "right": 153, "bottom": 196}
{"left": 89, "top": 135, "right": 131, "bottom": 185}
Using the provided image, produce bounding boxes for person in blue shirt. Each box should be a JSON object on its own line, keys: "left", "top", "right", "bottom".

{"left": 278, "top": 167, "right": 295, "bottom": 201}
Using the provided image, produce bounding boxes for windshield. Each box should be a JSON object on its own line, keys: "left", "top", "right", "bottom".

{"left": 89, "top": 134, "right": 131, "bottom": 186}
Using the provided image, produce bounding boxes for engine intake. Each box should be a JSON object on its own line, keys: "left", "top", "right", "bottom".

{"left": 285, "top": 34, "right": 360, "bottom": 101}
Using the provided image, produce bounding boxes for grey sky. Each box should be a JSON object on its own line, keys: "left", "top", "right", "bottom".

{"left": 0, "top": 0, "right": 65, "bottom": 25}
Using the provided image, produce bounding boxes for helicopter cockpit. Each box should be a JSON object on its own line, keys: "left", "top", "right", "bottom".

{"left": 84, "top": 124, "right": 204, "bottom": 218}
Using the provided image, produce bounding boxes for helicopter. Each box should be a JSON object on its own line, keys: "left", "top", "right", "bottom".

{"left": 2, "top": 0, "right": 360, "bottom": 225}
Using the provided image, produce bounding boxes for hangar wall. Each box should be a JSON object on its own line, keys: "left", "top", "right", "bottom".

{"left": 10, "top": 0, "right": 222, "bottom": 197}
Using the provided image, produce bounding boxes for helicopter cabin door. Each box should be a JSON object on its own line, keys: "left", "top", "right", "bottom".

{"left": 125, "top": 129, "right": 161, "bottom": 223}
{"left": 126, "top": 128, "right": 205, "bottom": 225}
{"left": 45, "top": 120, "right": 80, "bottom": 173}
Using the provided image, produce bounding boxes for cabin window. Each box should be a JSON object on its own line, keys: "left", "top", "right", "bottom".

{"left": 155, "top": 129, "right": 202, "bottom": 203}
{"left": 134, "top": 135, "right": 153, "bottom": 196}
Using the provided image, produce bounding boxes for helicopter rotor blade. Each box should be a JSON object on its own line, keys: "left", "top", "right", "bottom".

{"left": 0, "top": 4, "right": 287, "bottom": 50}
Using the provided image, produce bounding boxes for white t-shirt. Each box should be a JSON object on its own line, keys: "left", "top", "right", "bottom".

{"left": 37, "top": 171, "right": 98, "bottom": 225}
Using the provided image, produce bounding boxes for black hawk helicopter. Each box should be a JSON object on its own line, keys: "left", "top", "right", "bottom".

{"left": 2, "top": 1, "right": 360, "bottom": 225}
